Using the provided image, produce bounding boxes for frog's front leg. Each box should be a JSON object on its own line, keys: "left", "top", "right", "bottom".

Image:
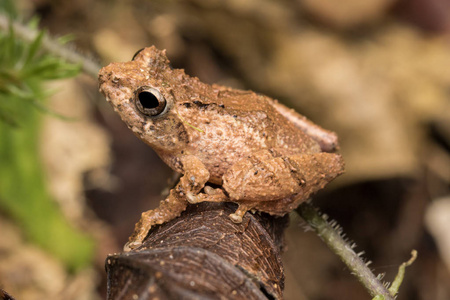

{"left": 178, "top": 155, "right": 211, "bottom": 202}
{"left": 125, "top": 155, "right": 210, "bottom": 251}
{"left": 221, "top": 149, "right": 344, "bottom": 217}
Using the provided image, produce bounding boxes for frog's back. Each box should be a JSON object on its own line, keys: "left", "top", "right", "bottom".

{"left": 175, "top": 84, "right": 321, "bottom": 182}
{"left": 210, "top": 85, "right": 321, "bottom": 153}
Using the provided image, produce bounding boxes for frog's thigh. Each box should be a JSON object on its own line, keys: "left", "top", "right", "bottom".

{"left": 223, "top": 150, "right": 344, "bottom": 202}
{"left": 284, "top": 152, "right": 344, "bottom": 198}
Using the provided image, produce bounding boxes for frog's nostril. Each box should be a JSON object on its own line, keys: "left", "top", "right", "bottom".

{"left": 98, "top": 70, "right": 113, "bottom": 88}
{"left": 98, "top": 72, "right": 105, "bottom": 84}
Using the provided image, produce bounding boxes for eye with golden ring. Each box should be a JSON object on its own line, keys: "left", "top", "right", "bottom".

{"left": 135, "top": 86, "right": 167, "bottom": 117}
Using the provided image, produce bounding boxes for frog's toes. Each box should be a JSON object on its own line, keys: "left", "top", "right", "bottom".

{"left": 229, "top": 212, "right": 243, "bottom": 223}
{"left": 203, "top": 186, "right": 227, "bottom": 197}
{"left": 186, "top": 192, "right": 200, "bottom": 204}
{"left": 203, "top": 186, "right": 215, "bottom": 195}
{"left": 123, "top": 240, "right": 141, "bottom": 252}
{"left": 229, "top": 203, "right": 254, "bottom": 223}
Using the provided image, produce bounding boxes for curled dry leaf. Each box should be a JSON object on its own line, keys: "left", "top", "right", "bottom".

{"left": 106, "top": 202, "right": 288, "bottom": 300}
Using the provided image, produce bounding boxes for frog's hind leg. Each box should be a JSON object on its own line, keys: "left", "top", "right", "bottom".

{"left": 222, "top": 150, "right": 344, "bottom": 207}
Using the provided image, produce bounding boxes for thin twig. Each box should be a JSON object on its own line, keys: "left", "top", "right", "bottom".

{"left": 297, "top": 202, "right": 393, "bottom": 300}
{"left": 0, "top": 13, "right": 101, "bottom": 78}
{"left": 388, "top": 250, "right": 417, "bottom": 297}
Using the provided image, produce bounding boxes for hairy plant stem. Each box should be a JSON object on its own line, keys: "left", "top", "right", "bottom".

{"left": 0, "top": 13, "right": 100, "bottom": 78}
{"left": 297, "top": 202, "right": 393, "bottom": 300}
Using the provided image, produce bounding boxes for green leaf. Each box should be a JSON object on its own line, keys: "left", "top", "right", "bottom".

{"left": 57, "top": 34, "right": 76, "bottom": 45}
{"left": 0, "top": 0, "right": 18, "bottom": 19}
{"left": 0, "top": 11, "right": 93, "bottom": 271}
{"left": 0, "top": 108, "right": 95, "bottom": 272}
{"left": 0, "top": 19, "right": 81, "bottom": 127}
{"left": 24, "top": 30, "right": 45, "bottom": 66}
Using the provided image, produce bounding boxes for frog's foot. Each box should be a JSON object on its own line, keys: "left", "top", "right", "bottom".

{"left": 124, "top": 189, "right": 188, "bottom": 252}
{"left": 185, "top": 191, "right": 199, "bottom": 204}
{"left": 185, "top": 186, "right": 228, "bottom": 204}
{"left": 229, "top": 212, "right": 243, "bottom": 223}
{"left": 124, "top": 210, "right": 156, "bottom": 251}
{"left": 229, "top": 203, "right": 253, "bottom": 223}
{"left": 187, "top": 188, "right": 251, "bottom": 223}
{"left": 184, "top": 186, "right": 216, "bottom": 204}
{"left": 124, "top": 239, "right": 143, "bottom": 252}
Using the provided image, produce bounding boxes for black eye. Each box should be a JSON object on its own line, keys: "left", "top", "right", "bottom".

{"left": 132, "top": 48, "right": 145, "bottom": 61}
{"left": 135, "top": 87, "right": 167, "bottom": 116}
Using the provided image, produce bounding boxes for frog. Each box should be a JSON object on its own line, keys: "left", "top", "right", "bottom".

{"left": 98, "top": 46, "right": 345, "bottom": 251}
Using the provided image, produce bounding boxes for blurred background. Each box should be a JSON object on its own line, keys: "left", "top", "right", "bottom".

{"left": 0, "top": 0, "right": 449, "bottom": 299}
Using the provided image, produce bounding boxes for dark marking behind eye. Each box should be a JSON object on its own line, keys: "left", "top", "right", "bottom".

{"left": 192, "top": 100, "right": 209, "bottom": 109}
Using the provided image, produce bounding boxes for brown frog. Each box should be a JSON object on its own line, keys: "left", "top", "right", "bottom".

{"left": 98, "top": 46, "right": 345, "bottom": 251}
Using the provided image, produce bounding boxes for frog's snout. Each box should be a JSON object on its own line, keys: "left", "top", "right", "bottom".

{"left": 98, "top": 65, "right": 113, "bottom": 85}
{"left": 98, "top": 65, "right": 118, "bottom": 101}
{"left": 98, "top": 70, "right": 106, "bottom": 86}
{"left": 98, "top": 67, "right": 109, "bottom": 94}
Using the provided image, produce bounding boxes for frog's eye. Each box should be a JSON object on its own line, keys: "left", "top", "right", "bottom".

{"left": 131, "top": 48, "right": 145, "bottom": 61}
{"left": 135, "top": 87, "right": 167, "bottom": 117}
